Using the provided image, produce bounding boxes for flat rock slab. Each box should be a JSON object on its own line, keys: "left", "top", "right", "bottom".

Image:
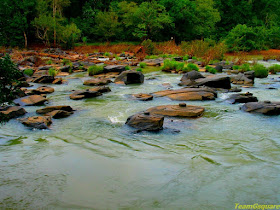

{"left": 26, "top": 86, "right": 54, "bottom": 95}
{"left": 45, "top": 110, "right": 73, "bottom": 119}
{"left": 88, "top": 86, "right": 111, "bottom": 93}
{"left": 132, "top": 93, "right": 153, "bottom": 101}
{"left": 14, "top": 95, "right": 47, "bottom": 106}
{"left": 70, "top": 89, "right": 102, "bottom": 100}
{"left": 36, "top": 105, "right": 74, "bottom": 114}
{"left": 241, "top": 101, "right": 280, "bottom": 115}
{"left": 154, "top": 88, "right": 217, "bottom": 101}
{"left": 227, "top": 92, "right": 258, "bottom": 104}
{"left": 0, "top": 106, "right": 27, "bottom": 119}
{"left": 126, "top": 112, "right": 164, "bottom": 131}
{"left": 32, "top": 75, "right": 55, "bottom": 83}
{"left": 83, "top": 78, "right": 112, "bottom": 86}
{"left": 19, "top": 116, "right": 52, "bottom": 129}
{"left": 146, "top": 104, "right": 205, "bottom": 118}
{"left": 103, "top": 65, "right": 126, "bottom": 73}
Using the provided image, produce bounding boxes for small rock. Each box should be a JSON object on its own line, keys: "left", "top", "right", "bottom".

{"left": 19, "top": 116, "right": 52, "bottom": 129}
{"left": 126, "top": 112, "right": 164, "bottom": 131}
{"left": 14, "top": 95, "right": 47, "bottom": 106}
{"left": 83, "top": 78, "right": 112, "bottom": 86}
{"left": 132, "top": 93, "right": 153, "bottom": 101}
{"left": 0, "top": 106, "right": 27, "bottom": 120}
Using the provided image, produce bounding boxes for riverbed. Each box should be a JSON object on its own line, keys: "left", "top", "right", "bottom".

{"left": 0, "top": 66, "right": 280, "bottom": 209}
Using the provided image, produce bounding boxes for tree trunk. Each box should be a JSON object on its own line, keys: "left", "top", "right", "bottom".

{"left": 23, "top": 31, "right": 28, "bottom": 49}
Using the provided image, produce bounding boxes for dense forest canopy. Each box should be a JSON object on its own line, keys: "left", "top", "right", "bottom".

{"left": 1, "top": 0, "right": 280, "bottom": 51}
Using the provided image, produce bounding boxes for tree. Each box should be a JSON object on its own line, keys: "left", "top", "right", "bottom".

{"left": 0, "top": 55, "right": 22, "bottom": 105}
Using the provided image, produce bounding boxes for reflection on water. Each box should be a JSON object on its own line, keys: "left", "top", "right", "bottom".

{"left": 0, "top": 65, "right": 280, "bottom": 209}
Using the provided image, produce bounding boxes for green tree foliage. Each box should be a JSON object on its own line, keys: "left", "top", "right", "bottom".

{"left": 0, "top": 55, "right": 22, "bottom": 105}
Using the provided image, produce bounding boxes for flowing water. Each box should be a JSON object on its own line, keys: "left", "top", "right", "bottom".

{"left": 0, "top": 65, "right": 280, "bottom": 209}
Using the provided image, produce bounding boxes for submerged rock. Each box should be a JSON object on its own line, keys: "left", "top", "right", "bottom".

{"left": 0, "top": 106, "right": 27, "bottom": 120}
{"left": 14, "top": 95, "right": 47, "bottom": 106}
{"left": 146, "top": 104, "right": 205, "bottom": 118}
{"left": 45, "top": 110, "right": 73, "bottom": 119}
{"left": 19, "top": 116, "right": 52, "bottom": 129}
{"left": 227, "top": 92, "right": 258, "bottom": 104}
{"left": 132, "top": 93, "right": 153, "bottom": 101}
{"left": 36, "top": 105, "right": 74, "bottom": 114}
{"left": 83, "top": 78, "right": 112, "bottom": 86}
{"left": 114, "top": 70, "right": 144, "bottom": 85}
{"left": 26, "top": 86, "right": 54, "bottom": 95}
{"left": 240, "top": 101, "right": 280, "bottom": 115}
{"left": 154, "top": 87, "right": 217, "bottom": 101}
{"left": 126, "top": 112, "right": 164, "bottom": 131}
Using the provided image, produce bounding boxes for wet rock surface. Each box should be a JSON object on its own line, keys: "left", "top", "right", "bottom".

{"left": 146, "top": 104, "right": 205, "bottom": 118}
{"left": 231, "top": 71, "right": 255, "bottom": 85}
{"left": 115, "top": 70, "right": 144, "bottom": 85}
{"left": 241, "top": 101, "right": 280, "bottom": 115}
{"left": 227, "top": 92, "right": 258, "bottom": 104}
{"left": 83, "top": 78, "right": 112, "bottom": 86}
{"left": 14, "top": 95, "right": 47, "bottom": 106}
{"left": 132, "top": 93, "right": 153, "bottom": 101}
{"left": 126, "top": 112, "right": 164, "bottom": 131}
{"left": 36, "top": 105, "right": 74, "bottom": 114}
{"left": 0, "top": 106, "right": 27, "bottom": 120}
{"left": 19, "top": 116, "right": 52, "bottom": 129}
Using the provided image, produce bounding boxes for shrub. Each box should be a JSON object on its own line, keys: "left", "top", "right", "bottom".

{"left": 233, "top": 65, "right": 240, "bottom": 70}
{"left": 186, "top": 63, "right": 199, "bottom": 71}
{"left": 88, "top": 65, "right": 104, "bottom": 76}
{"left": 125, "top": 66, "right": 131, "bottom": 70}
{"left": 139, "top": 62, "right": 147, "bottom": 68}
{"left": 161, "top": 60, "right": 184, "bottom": 72}
{"left": 104, "top": 52, "right": 110, "bottom": 57}
{"left": 0, "top": 55, "right": 22, "bottom": 105}
{"left": 268, "top": 64, "right": 280, "bottom": 74}
{"left": 62, "top": 59, "right": 71, "bottom": 65}
{"left": 205, "top": 66, "right": 217, "bottom": 74}
{"left": 136, "top": 68, "right": 143, "bottom": 72}
{"left": 142, "top": 39, "right": 155, "bottom": 55}
{"left": 46, "top": 60, "right": 52, "bottom": 65}
{"left": 82, "top": 37, "right": 87, "bottom": 44}
{"left": 183, "top": 55, "right": 189, "bottom": 61}
{"left": 252, "top": 64, "right": 268, "bottom": 78}
{"left": 48, "top": 68, "right": 58, "bottom": 77}
{"left": 23, "top": 69, "right": 34, "bottom": 76}
{"left": 239, "top": 63, "right": 251, "bottom": 72}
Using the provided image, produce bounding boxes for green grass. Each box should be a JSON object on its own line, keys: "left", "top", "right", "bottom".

{"left": 136, "top": 68, "right": 143, "bottom": 72}
{"left": 205, "top": 65, "right": 217, "bottom": 74}
{"left": 23, "top": 68, "right": 34, "bottom": 76}
{"left": 268, "top": 64, "right": 280, "bottom": 74}
{"left": 182, "top": 63, "right": 199, "bottom": 72}
{"left": 252, "top": 64, "right": 268, "bottom": 78}
{"left": 125, "top": 66, "right": 131, "bottom": 70}
{"left": 139, "top": 62, "right": 147, "bottom": 68}
{"left": 48, "top": 68, "right": 58, "bottom": 77}
{"left": 161, "top": 60, "right": 184, "bottom": 72}
{"left": 141, "top": 66, "right": 161, "bottom": 74}
{"left": 88, "top": 65, "right": 104, "bottom": 76}
{"left": 239, "top": 63, "right": 251, "bottom": 72}
{"left": 46, "top": 60, "right": 53, "bottom": 65}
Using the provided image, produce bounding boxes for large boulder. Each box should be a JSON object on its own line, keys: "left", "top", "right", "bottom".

{"left": 231, "top": 71, "right": 255, "bottom": 85}
{"left": 19, "top": 116, "right": 52, "bottom": 129}
{"left": 32, "top": 75, "right": 55, "bottom": 83}
{"left": 195, "top": 76, "right": 231, "bottom": 89}
{"left": 14, "top": 95, "right": 47, "bottom": 106}
{"left": 240, "top": 101, "right": 280, "bottom": 115}
{"left": 36, "top": 105, "right": 73, "bottom": 114}
{"left": 114, "top": 70, "right": 144, "bottom": 85}
{"left": 132, "top": 93, "right": 153, "bottom": 101}
{"left": 70, "top": 89, "right": 102, "bottom": 100}
{"left": 0, "top": 106, "right": 26, "bottom": 120}
{"left": 83, "top": 78, "right": 112, "bottom": 86}
{"left": 146, "top": 103, "right": 204, "bottom": 118}
{"left": 179, "top": 71, "right": 205, "bottom": 86}
{"left": 154, "top": 87, "right": 217, "bottom": 101}
{"left": 103, "top": 65, "right": 126, "bottom": 73}
{"left": 126, "top": 112, "right": 164, "bottom": 131}
{"left": 227, "top": 92, "right": 258, "bottom": 104}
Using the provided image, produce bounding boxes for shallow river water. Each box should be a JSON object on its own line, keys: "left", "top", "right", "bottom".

{"left": 0, "top": 66, "right": 280, "bottom": 209}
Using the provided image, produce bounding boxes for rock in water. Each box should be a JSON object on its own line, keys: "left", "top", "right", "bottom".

{"left": 36, "top": 105, "right": 74, "bottom": 114}
{"left": 14, "top": 95, "right": 47, "bottom": 106}
{"left": 32, "top": 75, "right": 55, "bottom": 83}
{"left": 126, "top": 112, "right": 164, "bottom": 131}
{"left": 227, "top": 92, "right": 258, "bottom": 104}
{"left": 146, "top": 104, "right": 205, "bottom": 118}
{"left": 179, "top": 70, "right": 205, "bottom": 86}
{"left": 103, "top": 65, "right": 126, "bottom": 73}
{"left": 132, "top": 93, "right": 153, "bottom": 101}
{"left": 241, "top": 101, "right": 280, "bottom": 115}
{"left": 153, "top": 87, "right": 217, "bottom": 101}
{"left": 70, "top": 89, "right": 102, "bottom": 100}
{"left": 83, "top": 78, "right": 112, "bottom": 86}
{"left": 19, "top": 116, "right": 52, "bottom": 129}
{"left": 0, "top": 106, "right": 27, "bottom": 120}
{"left": 114, "top": 70, "right": 144, "bottom": 85}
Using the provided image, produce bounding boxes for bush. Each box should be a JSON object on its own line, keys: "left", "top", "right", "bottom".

{"left": 104, "top": 52, "right": 110, "bottom": 57}
{"left": 142, "top": 39, "right": 155, "bottom": 55}
{"left": 239, "top": 63, "right": 251, "bottom": 72}
{"left": 139, "top": 62, "right": 147, "bottom": 68}
{"left": 232, "top": 65, "right": 240, "bottom": 70}
{"left": 185, "top": 63, "right": 199, "bottom": 72}
{"left": 183, "top": 55, "right": 189, "bottom": 61}
{"left": 0, "top": 54, "right": 22, "bottom": 105}
{"left": 268, "top": 64, "right": 280, "bottom": 74}
{"left": 205, "top": 66, "right": 217, "bottom": 74}
{"left": 62, "top": 59, "right": 71, "bottom": 65}
{"left": 125, "top": 66, "right": 131, "bottom": 70}
{"left": 88, "top": 65, "right": 104, "bottom": 76}
{"left": 136, "top": 68, "right": 143, "bottom": 72}
{"left": 23, "top": 69, "right": 34, "bottom": 76}
{"left": 161, "top": 60, "right": 184, "bottom": 72}
{"left": 252, "top": 64, "right": 268, "bottom": 78}
{"left": 46, "top": 60, "right": 52, "bottom": 65}
{"left": 48, "top": 68, "right": 58, "bottom": 77}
